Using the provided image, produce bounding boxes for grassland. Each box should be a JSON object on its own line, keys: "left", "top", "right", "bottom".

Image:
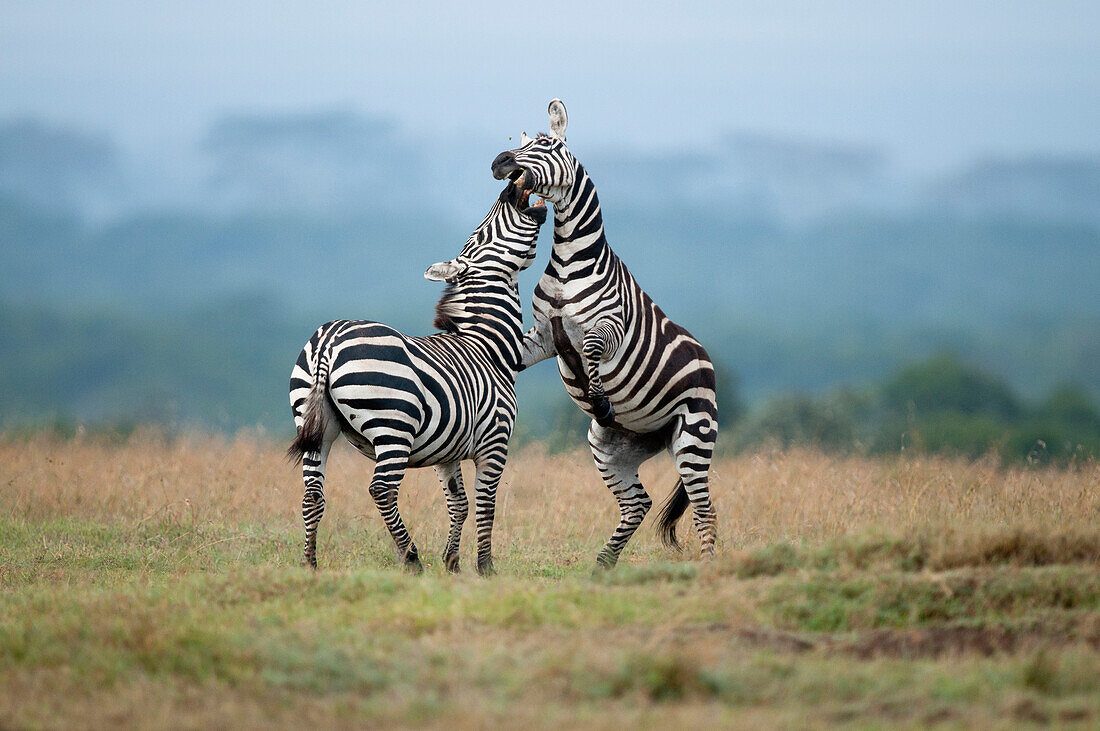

{"left": 1, "top": 431, "right": 1099, "bottom": 728}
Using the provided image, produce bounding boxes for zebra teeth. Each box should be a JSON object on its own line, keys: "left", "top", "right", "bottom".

{"left": 515, "top": 186, "right": 534, "bottom": 211}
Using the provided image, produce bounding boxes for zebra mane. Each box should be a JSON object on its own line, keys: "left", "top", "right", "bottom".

{"left": 433, "top": 283, "right": 464, "bottom": 333}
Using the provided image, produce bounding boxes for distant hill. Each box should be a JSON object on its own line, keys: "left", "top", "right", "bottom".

{"left": 0, "top": 119, "right": 122, "bottom": 216}
{"left": 1, "top": 112, "right": 1098, "bottom": 434}
{"left": 926, "top": 155, "right": 1100, "bottom": 225}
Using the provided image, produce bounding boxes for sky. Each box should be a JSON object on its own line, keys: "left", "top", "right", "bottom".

{"left": 2, "top": 1, "right": 1099, "bottom": 173}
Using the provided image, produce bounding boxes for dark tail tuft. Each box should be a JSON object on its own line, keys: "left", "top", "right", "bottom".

{"left": 286, "top": 382, "right": 328, "bottom": 465}
{"left": 655, "top": 479, "right": 690, "bottom": 551}
{"left": 288, "top": 339, "right": 335, "bottom": 465}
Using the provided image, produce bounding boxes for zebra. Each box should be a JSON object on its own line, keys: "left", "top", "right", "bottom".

{"left": 286, "top": 183, "right": 547, "bottom": 575}
{"left": 491, "top": 99, "right": 718, "bottom": 568}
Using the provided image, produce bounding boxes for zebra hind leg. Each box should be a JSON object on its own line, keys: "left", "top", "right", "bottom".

{"left": 670, "top": 408, "right": 718, "bottom": 559}
{"left": 296, "top": 386, "right": 341, "bottom": 569}
{"left": 589, "top": 422, "right": 663, "bottom": 569}
{"left": 367, "top": 445, "right": 422, "bottom": 573}
{"left": 301, "top": 451, "right": 326, "bottom": 569}
{"left": 300, "top": 436, "right": 337, "bottom": 568}
{"left": 434, "top": 462, "right": 468, "bottom": 573}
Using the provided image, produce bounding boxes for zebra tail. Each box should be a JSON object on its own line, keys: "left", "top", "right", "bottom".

{"left": 655, "top": 478, "right": 690, "bottom": 551}
{"left": 286, "top": 346, "right": 333, "bottom": 465}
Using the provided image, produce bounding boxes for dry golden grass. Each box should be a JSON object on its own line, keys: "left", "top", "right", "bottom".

{"left": 2, "top": 431, "right": 1099, "bottom": 729}
{"left": 4, "top": 429, "right": 1097, "bottom": 562}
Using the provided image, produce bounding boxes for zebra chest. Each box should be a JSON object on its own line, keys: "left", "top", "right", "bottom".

{"left": 549, "top": 314, "right": 591, "bottom": 394}
{"left": 549, "top": 314, "right": 586, "bottom": 358}
{"left": 537, "top": 273, "right": 606, "bottom": 389}
{"left": 536, "top": 278, "right": 599, "bottom": 327}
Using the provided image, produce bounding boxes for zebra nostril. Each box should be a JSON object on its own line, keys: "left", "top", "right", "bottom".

{"left": 491, "top": 151, "right": 518, "bottom": 180}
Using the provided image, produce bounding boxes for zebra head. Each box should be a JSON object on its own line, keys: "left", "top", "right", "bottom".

{"left": 424, "top": 182, "right": 547, "bottom": 285}
{"left": 491, "top": 99, "right": 577, "bottom": 206}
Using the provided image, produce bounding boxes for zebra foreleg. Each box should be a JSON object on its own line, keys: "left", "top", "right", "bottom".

{"left": 670, "top": 409, "right": 718, "bottom": 559}
{"left": 519, "top": 320, "right": 556, "bottom": 371}
{"left": 367, "top": 447, "right": 421, "bottom": 573}
{"left": 471, "top": 446, "right": 507, "bottom": 576}
{"left": 589, "top": 422, "right": 662, "bottom": 569}
{"left": 582, "top": 320, "right": 624, "bottom": 427}
{"left": 434, "top": 462, "right": 468, "bottom": 573}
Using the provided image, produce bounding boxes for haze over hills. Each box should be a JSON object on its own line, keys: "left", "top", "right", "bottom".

{"left": 1, "top": 110, "right": 1098, "bottom": 436}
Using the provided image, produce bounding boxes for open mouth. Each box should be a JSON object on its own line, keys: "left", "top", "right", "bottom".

{"left": 511, "top": 170, "right": 546, "bottom": 215}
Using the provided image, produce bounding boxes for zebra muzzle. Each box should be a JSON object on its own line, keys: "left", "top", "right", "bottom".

{"left": 491, "top": 151, "right": 521, "bottom": 181}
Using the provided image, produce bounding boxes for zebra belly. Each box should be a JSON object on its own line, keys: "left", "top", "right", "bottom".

{"left": 329, "top": 380, "right": 504, "bottom": 468}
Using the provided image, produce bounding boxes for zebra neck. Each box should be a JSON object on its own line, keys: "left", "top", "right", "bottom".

{"left": 552, "top": 169, "right": 608, "bottom": 261}
{"left": 433, "top": 281, "right": 524, "bottom": 373}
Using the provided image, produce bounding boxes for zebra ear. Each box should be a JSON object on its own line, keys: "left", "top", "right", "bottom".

{"left": 424, "top": 259, "right": 467, "bottom": 282}
{"left": 548, "top": 99, "right": 567, "bottom": 141}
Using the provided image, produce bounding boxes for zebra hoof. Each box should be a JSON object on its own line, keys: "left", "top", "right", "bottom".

{"left": 476, "top": 558, "right": 495, "bottom": 577}
{"left": 593, "top": 397, "right": 616, "bottom": 427}
{"left": 594, "top": 550, "right": 618, "bottom": 571}
{"left": 401, "top": 547, "right": 423, "bottom": 574}
{"left": 444, "top": 553, "right": 461, "bottom": 573}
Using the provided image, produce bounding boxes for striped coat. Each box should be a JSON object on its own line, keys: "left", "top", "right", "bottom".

{"left": 492, "top": 100, "right": 718, "bottom": 567}
{"left": 287, "top": 185, "right": 547, "bottom": 574}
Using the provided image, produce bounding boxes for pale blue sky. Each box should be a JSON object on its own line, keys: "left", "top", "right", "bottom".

{"left": 2, "top": 1, "right": 1099, "bottom": 172}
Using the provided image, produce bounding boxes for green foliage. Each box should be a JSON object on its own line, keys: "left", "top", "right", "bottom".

{"left": 875, "top": 413, "right": 1010, "bottom": 459}
{"left": 734, "top": 354, "right": 1100, "bottom": 464}
{"left": 732, "top": 391, "right": 863, "bottom": 453}
{"left": 1004, "top": 419, "right": 1100, "bottom": 465}
{"left": 1039, "top": 386, "right": 1100, "bottom": 431}
{"left": 0, "top": 296, "right": 305, "bottom": 433}
{"left": 711, "top": 357, "right": 745, "bottom": 429}
{"left": 881, "top": 362, "right": 1100, "bottom": 462}
{"left": 880, "top": 354, "right": 1021, "bottom": 420}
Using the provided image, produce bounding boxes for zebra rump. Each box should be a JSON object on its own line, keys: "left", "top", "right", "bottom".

{"left": 286, "top": 342, "right": 333, "bottom": 464}
{"left": 286, "top": 380, "right": 326, "bottom": 464}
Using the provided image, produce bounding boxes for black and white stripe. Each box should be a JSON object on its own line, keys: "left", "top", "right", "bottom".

{"left": 492, "top": 100, "right": 718, "bottom": 567}
{"left": 287, "top": 185, "right": 546, "bottom": 574}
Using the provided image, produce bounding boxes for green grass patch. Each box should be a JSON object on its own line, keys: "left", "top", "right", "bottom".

{"left": 760, "top": 567, "right": 1100, "bottom": 632}
{"left": 721, "top": 528, "right": 1100, "bottom": 580}
{"left": 3, "top": 515, "right": 1100, "bottom": 727}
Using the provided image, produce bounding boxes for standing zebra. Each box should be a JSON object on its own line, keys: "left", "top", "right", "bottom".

{"left": 491, "top": 100, "right": 718, "bottom": 568}
{"left": 287, "top": 184, "right": 547, "bottom": 574}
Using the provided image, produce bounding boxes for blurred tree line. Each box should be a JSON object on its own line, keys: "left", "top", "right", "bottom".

{"left": 726, "top": 354, "right": 1100, "bottom": 465}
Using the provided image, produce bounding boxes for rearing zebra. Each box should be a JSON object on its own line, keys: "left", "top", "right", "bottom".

{"left": 287, "top": 183, "right": 547, "bottom": 574}
{"left": 491, "top": 100, "right": 718, "bottom": 568}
